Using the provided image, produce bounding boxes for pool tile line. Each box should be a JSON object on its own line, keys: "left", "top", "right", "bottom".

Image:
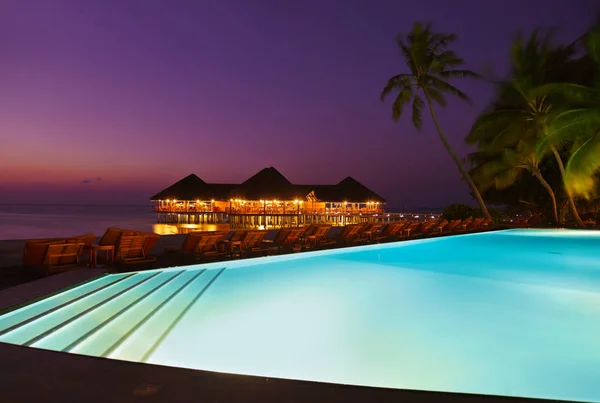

{"left": 21, "top": 272, "right": 162, "bottom": 346}
{"left": 100, "top": 269, "right": 207, "bottom": 358}
{"left": 61, "top": 270, "right": 186, "bottom": 353}
{"left": 0, "top": 273, "right": 136, "bottom": 336}
{"left": 140, "top": 267, "right": 227, "bottom": 363}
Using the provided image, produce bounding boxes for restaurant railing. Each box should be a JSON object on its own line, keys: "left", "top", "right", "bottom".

{"left": 154, "top": 205, "right": 385, "bottom": 215}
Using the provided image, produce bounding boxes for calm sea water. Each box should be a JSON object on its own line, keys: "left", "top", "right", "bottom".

{"left": 0, "top": 205, "right": 158, "bottom": 240}
{"left": 0, "top": 204, "right": 441, "bottom": 240}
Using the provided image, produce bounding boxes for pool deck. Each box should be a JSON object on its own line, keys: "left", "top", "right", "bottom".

{"left": 0, "top": 268, "right": 108, "bottom": 312}
{"left": 0, "top": 341, "right": 568, "bottom": 403}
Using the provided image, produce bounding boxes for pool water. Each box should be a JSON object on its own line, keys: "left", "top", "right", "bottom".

{"left": 1, "top": 229, "right": 600, "bottom": 402}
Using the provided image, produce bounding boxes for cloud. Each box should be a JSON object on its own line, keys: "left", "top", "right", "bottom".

{"left": 81, "top": 177, "right": 103, "bottom": 184}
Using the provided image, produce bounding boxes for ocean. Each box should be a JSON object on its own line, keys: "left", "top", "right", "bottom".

{"left": 0, "top": 205, "right": 159, "bottom": 240}
{"left": 0, "top": 204, "right": 442, "bottom": 240}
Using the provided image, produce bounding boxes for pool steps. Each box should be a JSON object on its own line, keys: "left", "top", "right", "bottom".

{"left": 0, "top": 268, "right": 226, "bottom": 362}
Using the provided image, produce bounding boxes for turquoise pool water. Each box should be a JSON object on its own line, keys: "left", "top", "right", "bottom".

{"left": 1, "top": 229, "right": 600, "bottom": 402}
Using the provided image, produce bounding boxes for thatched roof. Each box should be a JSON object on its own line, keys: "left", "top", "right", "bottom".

{"left": 297, "top": 177, "right": 386, "bottom": 203}
{"left": 150, "top": 174, "right": 210, "bottom": 201}
{"left": 229, "top": 167, "right": 304, "bottom": 200}
{"left": 150, "top": 168, "right": 386, "bottom": 203}
{"left": 327, "top": 177, "right": 386, "bottom": 203}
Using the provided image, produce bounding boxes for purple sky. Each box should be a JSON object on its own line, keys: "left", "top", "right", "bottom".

{"left": 0, "top": 0, "right": 595, "bottom": 208}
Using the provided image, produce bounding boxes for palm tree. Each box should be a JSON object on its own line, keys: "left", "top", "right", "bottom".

{"left": 380, "top": 22, "right": 491, "bottom": 220}
{"left": 468, "top": 140, "right": 559, "bottom": 224}
{"left": 466, "top": 29, "right": 585, "bottom": 227}
{"left": 536, "top": 26, "right": 600, "bottom": 201}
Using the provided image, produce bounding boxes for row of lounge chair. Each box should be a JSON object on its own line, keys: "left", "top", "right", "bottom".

{"left": 166, "top": 216, "right": 495, "bottom": 263}
{"left": 22, "top": 227, "right": 160, "bottom": 274}
{"left": 21, "top": 217, "right": 495, "bottom": 274}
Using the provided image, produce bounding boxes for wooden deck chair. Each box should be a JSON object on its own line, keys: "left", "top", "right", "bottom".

{"left": 458, "top": 217, "right": 473, "bottom": 231}
{"left": 300, "top": 224, "right": 319, "bottom": 238}
{"left": 358, "top": 223, "right": 383, "bottom": 243}
{"left": 375, "top": 222, "right": 406, "bottom": 242}
{"left": 443, "top": 219, "right": 462, "bottom": 233}
{"left": 241, "top": 231, "right": 269, "bottom": 256}
{"left": 271, "top": 228, "right": 305, "bottom": 253}
{"left": 194, "top": 234, "right": 227, "bottom": 260}
{"left": 400, "top": 221, "right": 420, "bottom": 238}
{"left": 481, "top": 218, "right": 495, "bottom": 228}
{"left": 430, "top": 219, "right": 448, "bottom": 234}
{"left": 178, "top": 231, "right": 226, "bottom": 253}
{"left": 466, "top": 217, "right": 485, "bottom": 230}
{"left": 303, "top": 225, "right": 332, "bottom": 247}
{"left": 44, "top": 242, "right": 85, "bottom": 274}
{"left": 327, "top": 224, "right": 362, "bottom": 245}
{"left": 116, "top": 235, "right": 156, "bottom": 265}
{"left": 413, "top": 220, "right": 437, "bottom": 236}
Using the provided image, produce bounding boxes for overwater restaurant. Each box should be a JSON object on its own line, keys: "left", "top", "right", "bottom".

{"left": 150, "top": 167, "right": 386, "bottom": 228}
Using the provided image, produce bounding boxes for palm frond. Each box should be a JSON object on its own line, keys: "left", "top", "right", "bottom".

{"left": 426, "top": 87, "right": 446, "bottom": 106}
{"left": 380, "top": 74, "right": 412, "bottom": 101}
{"left": 428, "top": 33, "right": 457, "bottom": 53}
{"left": 396, "top": 37, "right": 417, "bottom": 75}
{"left": 532, "top": 83, "right": 600, "bottom": 105}
{"left": 392, "top": 86, "right": 414, "bottom": 120}
{"left": 467, "top": 110, "right": 519, "bottom": 144}
{"left": 412, "top": 95, "right": 424, "bottom": 130}
{"left": 587, "top": 27, "right": 600, "bottom": 65}
{"left": 439, "top": 69, "right": 482, "bottom": 79}
{"left": 565, "top": 129, "right": 600, "bottom": 198}
{"left": 429, "top": 51, "right": 464, "bottom": 72}
{"left": 542, "top": 108, "right": 600, "bottom": 152}
{"left": 428, "top": 76, "right": 471, "bottom": 104}
{"left": 495, "top": 167, "right": 522, "bottom": 190}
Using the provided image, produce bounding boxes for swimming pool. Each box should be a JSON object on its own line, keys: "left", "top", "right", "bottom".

{"left": 1, "top": 229, "right": 599, "bottom": 402}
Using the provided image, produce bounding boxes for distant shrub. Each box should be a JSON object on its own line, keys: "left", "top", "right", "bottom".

{"left": 442, "top": 204, "right": 505, "bottom": 222}
{"left": 487, "top": 208, "right": 506, "bottom": 222}
{"left": 442, "top": 203, "right": 484, "bottom": 221}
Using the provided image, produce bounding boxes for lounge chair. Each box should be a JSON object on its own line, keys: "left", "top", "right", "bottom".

{"left": 481, "top": 218, "right": 495, "bottom": 228}
{"left": 506, "top": 213, "right": 541, "bottom": 228}
{"left": 358, "top": 223, "right": 383, "bottom": 243}
{"left": 321, "top": 224, "right": 362, "bottom": 247}
{"left": 412, "top": 220, "right": 437, "bottom": 237}
{"left": 193, "top": 234, "right": 228, "bottom": 260}
{"left": 223, "top": 230, "right": 248, "bottom": 256}
{"left": 300, "top": 224, "right": 319, "bottom": 238}
{"left": 465, "top": 217, "right": 485, "bottom": 231}
{"left": 240, "top": 231, "right": 269, "bottom": 257}
{"left": 430, "top": 219, "right": 448, "bottom": 234}
{"left": 457, "top": 217, "right": 473, "bottom": 231}
{"left": 442, "top": 219, "right": 462, "bottom": 233}
{"left": 22, "top": 233, "right": 95, "bottom": 270}
{"left": 400, "top": 221, "right": 420, "bottom": 238}
{"left": 115, "top": 235, "right": 157, "bottom": 266}
{"left": 169, "top": 231, "right": 227, "bottom": 253}
{"left": 98, "top": 227, "right": 160, "bottom": 263}
{"left": 303, "top": 225, "right": 332, "bottom": 248}
{"left": 374, "top": 222, "right": 407, "bottom": 242}
{"left": 270, "top": 228, "right": 305, "bottom": 254}
{"left": 44, "top": 242, "right": 86, "bottom": 274}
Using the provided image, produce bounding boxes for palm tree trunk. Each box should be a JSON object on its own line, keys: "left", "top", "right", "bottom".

{"left": 423, "top": 89, "right": 492, "bottom": 220}
{"left": 550, "top": 146, "right": 585, "bottom": 228}
{"left": 530, "top": 167, "right": 558, "bottom": 225}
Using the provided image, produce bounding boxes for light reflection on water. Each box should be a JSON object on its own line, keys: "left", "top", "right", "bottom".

{"left": 152, "top": 223, "right": 232, "bottom": 235}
